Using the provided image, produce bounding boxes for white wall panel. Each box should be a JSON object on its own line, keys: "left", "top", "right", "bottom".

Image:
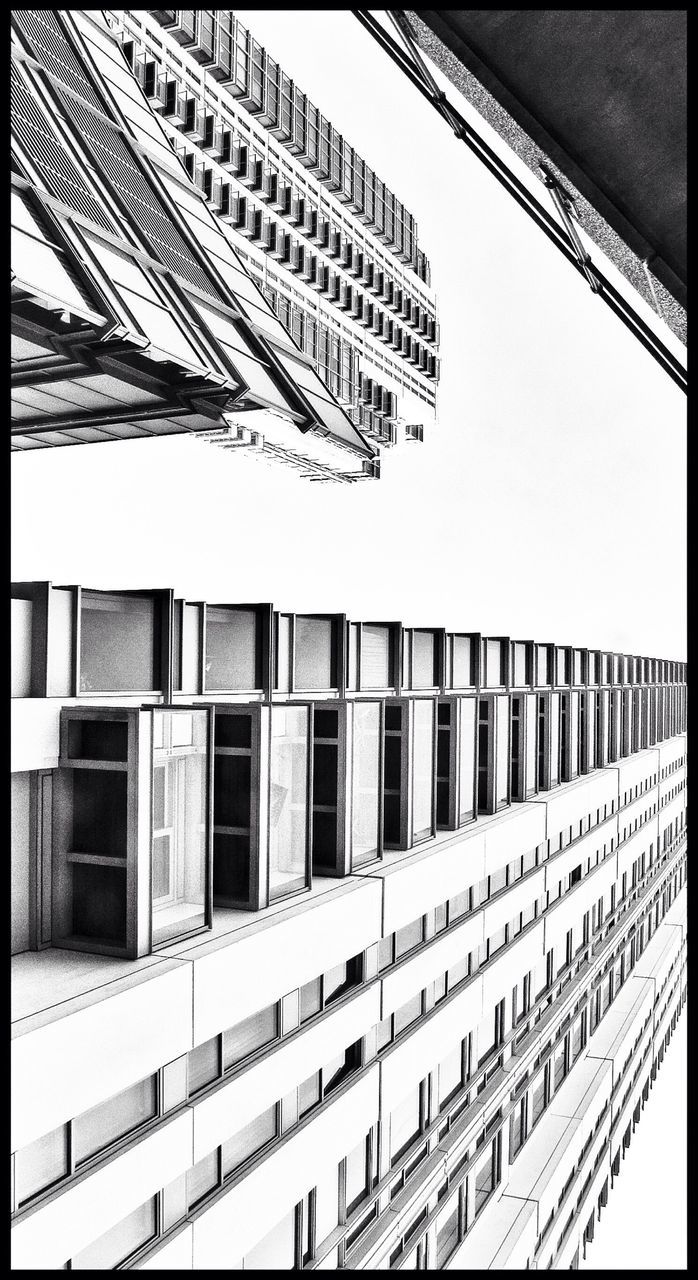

{"left": 12, "top": 962, "right": 192, "bottom": 1151}
{"left": 483, "top": 868, "right": 545, "bottom": 939}
{"left": 544, "top": 814, "right": 618, "bottom": 889}
{"left": 481, "top": 921, "right": 544, "bottom": 1009}
{"left": 11, "top": 1111, "right": 192, "bottom": 1271}
{"left": 377, "top": 830, "right": 486, "bottom": 936}
{"left": 191, "top": 1069, "right": 378, "bottom": 1266}
{"left": 190, "top": 881, "right": 382, "bottom": 1045}
{"left": 192, "top": 985, "right": 379, "bottom": 1161}
{"left": 136, "top": 1225, "right": 193, "bottom": 1270}
{"left": 381, "top": 976, "right": 483, "bottom": 1113}
{"left": 381, "top": 914, "right": 484, "bottom": 1019}
{"left": 543, "top": 771, "right": 618, "bottom": 843}
{"left": 482, "top": 805, "right": 546, "bottom": 879}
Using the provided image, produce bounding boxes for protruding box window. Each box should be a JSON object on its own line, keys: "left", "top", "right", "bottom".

{"left": 54, "top": 706, "right": 212, "bottom": 957}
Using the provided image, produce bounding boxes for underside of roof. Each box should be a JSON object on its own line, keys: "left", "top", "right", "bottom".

{"left": 409, "top": 9, "right": 686, "bottom": 334}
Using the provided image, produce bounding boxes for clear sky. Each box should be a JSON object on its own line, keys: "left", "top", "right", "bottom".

{"left": 11, "top": 7, "right": 686, "bottom": 667}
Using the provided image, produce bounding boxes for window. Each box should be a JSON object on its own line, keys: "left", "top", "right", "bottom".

{"left": 294, "top": 616, "right": 336, "bottom": 690}
{"left": 530, "top": 1066, "right": 549, "bottom": 1128}
{"left": 222, "top": 1003, "right": 278, "bottom": 1070}
{"left": 269, "top": 705, "right": 309, "bottom": 901}
{"left": 221, "top": 1104, "right": 278, "bottom": 1177}
{"left": 390, "top": 1084, "right": 424, "bottom": 1165}
{"left": 70, "top": 1197, "right": 158, "bottom": 1269}
{"left": 204, "top": 607, "right": 260, "bottom": 691}
{"left": 73, "top": 1075, "right": 158, "bottom": 1167}
{"left": 435, "top": 1196, "right": 460, "bottom": 1266}
{"left": 412, "top": 631, "right": 436, "bottom": 687}
{"left": 188, "top": 1036, "right": 220, "bottom": 1096}
{"left": 474, "top": 1134, "right": 500, "bottom": 1217}
{"left": 510, "top": 1096, "right": 527, "bottom": 1159}
{"left": 14, "top": 1126, "right": 69, "bottom": 1209}
{"left": 344, "top": 1134, "right": 371, "bottom": 1215}
{"left": 438, "top": 1041, "right": 466, "bottom": 1109}
{"left": 351, "top": 701, "right": 381, "bottom": 867}
{"left": 79, "top": 591, "right": 158, "bottom": 693}
{"left": 412, "top": 699, "right": 435, "bottom": 840}
{"left": 394, "top": 991, "right": 424, "bottom": 1037}
{"left": 361, "top": 625, "right": 391, "bottom": 688}
{"left": 152, "top": 709, "right": 209, "bottom": 946}
{"left": 300, "top": 955, "right": 362, "bottom": 1023}
{"left": 395, "top": 916, "right": 424, "bottom": 959}
{"left": 448, "top": 888, "right": 471, "bottom": 922}
{"left": 459, "top": 698, "right": 476, "bottom": 822}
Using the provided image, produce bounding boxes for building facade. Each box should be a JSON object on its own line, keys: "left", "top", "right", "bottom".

{"left": 11, "top": 9, "right": 384, "bottom": 482}
{"left": 11, "top": 581, "right": 687, "bottom": 1269}
{"left": 109, "top": 9, "right": 440, "bottom": 454}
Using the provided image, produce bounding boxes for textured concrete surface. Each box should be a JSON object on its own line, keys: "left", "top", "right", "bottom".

{"left": 408, "top": 10, "right": 686, "bottom": 344}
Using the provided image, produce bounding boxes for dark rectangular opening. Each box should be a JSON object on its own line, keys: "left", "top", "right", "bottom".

{"left": 67, "top": 719, "right": 128, "bottom": 762}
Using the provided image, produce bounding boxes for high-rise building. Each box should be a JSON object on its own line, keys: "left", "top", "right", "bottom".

{"left": 109, "top": 9, "right": 441, "bottom": 453}
{"left": 11, "top": 580, "right": 687, "bottom": 1269}
{"left": 10, "top": 10, "right": 385, "bottom": 482}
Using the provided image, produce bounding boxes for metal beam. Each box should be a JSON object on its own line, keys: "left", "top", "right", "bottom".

{"left": 353, "top": 10, "right": 686, "bottom": 395}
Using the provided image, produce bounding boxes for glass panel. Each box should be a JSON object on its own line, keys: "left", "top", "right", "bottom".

{"left": 223, "top": 1004, "right": 278, "bottom": 1070}
{"left": 487, "top": 640, "right": 502, "bottom": 686}
{"left": 525, "top": 694, "right": 537, "bottom": 797}
{"left": 345, "top": 1135, "right": 370, "bottom": 1214}
{"left": 80, "top": 592, "right": 156, "bottom": 692}
{"left": 221, "top": 1104, "right": 277, "bottom": 1177}
{"left": 300, "top": 976, "right": 322, "bottom": 1023}
{"left": 15, "top": 1126, "right": 69, "bottom": 1207}
{"left": 474, "top": 1146, "right": 495, "bottom": 1216}
{"left": 244, "top": 1208, "right": 295, "bottom": 1269}
{"left": 435, "top": 1200, "right": 459, "bottom": 1266}
{"left": 295, "top": 617, "right": 333, "bottom": 690}
{"left": 73, "top": 1076, "right": 157, "bottom": 1166}
{"left": 459, "top": 699, "right": 476, "bottom": 822}
{"left": 394, "top": 991, "right": 422, "bottom": 1037}
{"left": 205, "top": 608, "right": 258, "bottom": 691}
{"left": 71, "top": 1197, "right": 157, "bottom": 1269}
{"left": 390, "top": 1088, "right": 422, "bottom": 1165}
{"left": 412, "top": 700, "right": 434, "bottom": 840}
{"left": 188, "top": 1037, "right": 219, "bottom": 1095}
{"left": 269, "top": 706, "right": 309, "bottom": 900}
{"left": 412, "top": 632, "right": 435, "bottom": 688}
{"left": 298, "top": 1070, "right": 321, "bottom": 1117}
{"left": 496, "top": 696, "right": 510, "bottom": 807}
{"left": 352, "top": 701, "right": 381, "bottom": 866}
{"left": 452, "top": 636, "right": 471, "bottom": 687}
{"left": 187, "top": 1151, "right": 219, "bottom": 1209}
{"left": 361, "top": 625, "right": 390, "bottom": 688}
{"left": 438, "top": 1044, "right": 463, "bottom": 1109}
{"left": 395, "top": 917, "right": 423, "bottom": 959}
{"left": 152, "top": 710, "right": 209, "bottom": 945}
